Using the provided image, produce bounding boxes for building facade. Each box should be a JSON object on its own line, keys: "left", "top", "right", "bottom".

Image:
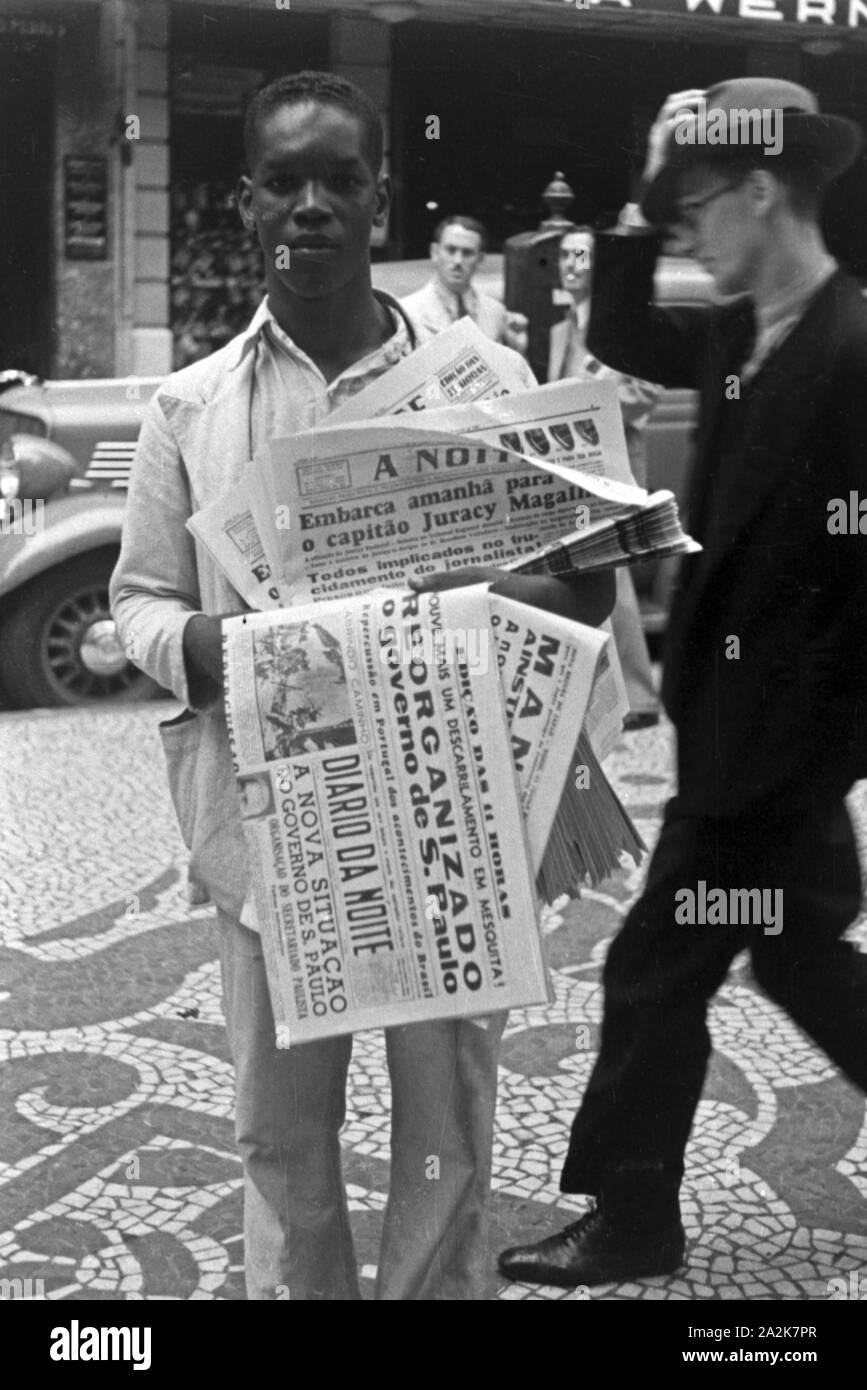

{"left": 2, "top": 0, "right": 865, "bottom": 380}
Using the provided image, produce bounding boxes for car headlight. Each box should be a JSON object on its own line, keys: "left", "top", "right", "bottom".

{"left": 0, "top": 438, "right": 21, "bottom": 501}
{"left": 0, "top": 408, "right": 46, "bottom": 452}
{"left": 1, "top": 434, "right": 76, "bottom": 501}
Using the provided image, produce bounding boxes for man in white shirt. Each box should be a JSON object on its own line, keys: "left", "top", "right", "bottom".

{"left": 111, "top": 71, "right": 613, "bottom": 1301}
{"left": 550, "top": 227, "right": 662, "bottom": 729}
{"left": 401, "top": 216, "right": 528, "bottom": 355}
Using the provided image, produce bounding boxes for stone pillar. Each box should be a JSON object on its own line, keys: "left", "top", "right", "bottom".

{"left": 130, "top": 0, "right": 172, "bottom": 376}
{"left": 53, "top": 3, "right": 117, "bottom": 378}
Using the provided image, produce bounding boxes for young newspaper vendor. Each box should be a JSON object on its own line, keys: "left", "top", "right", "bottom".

{"left": 111, "top": 71, "right": 614, "bottom": 1301}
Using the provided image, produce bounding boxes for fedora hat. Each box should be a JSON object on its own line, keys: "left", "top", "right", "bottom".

{"left": 641, "top": 77, "right": 864, "bottom": 226}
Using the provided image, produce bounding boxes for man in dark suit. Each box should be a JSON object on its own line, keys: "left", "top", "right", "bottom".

{"left": 499, "top": 76, "right": 867, "bottom": 1289}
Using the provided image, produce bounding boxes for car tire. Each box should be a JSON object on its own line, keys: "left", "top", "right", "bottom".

{"left": 0, "top": 550, "right": 160, "bottom": 708}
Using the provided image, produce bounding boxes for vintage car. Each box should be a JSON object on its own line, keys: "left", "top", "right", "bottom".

{"left": 0, "top": 255, "right": 711, "bottom": 708}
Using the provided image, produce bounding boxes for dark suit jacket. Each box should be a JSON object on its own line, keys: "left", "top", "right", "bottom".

{"left": 587, "top": 232, "right": 867, "bottom": 817}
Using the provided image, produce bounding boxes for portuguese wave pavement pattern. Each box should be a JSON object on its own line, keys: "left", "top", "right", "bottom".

{"left": 1, "top": 703, "right": 866, "bottom": 1300}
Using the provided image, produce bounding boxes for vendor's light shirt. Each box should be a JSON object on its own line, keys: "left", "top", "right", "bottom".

{"left": 245, "top": 295, "right": 414, "bottom": 438}
{"left": 110, "top": 293, "right": 416, "bottom": 933}
{"left": 240, "top": 298, "right": 415, "bottom": 929}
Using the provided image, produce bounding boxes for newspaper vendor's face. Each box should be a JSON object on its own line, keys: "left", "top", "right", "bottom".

{"left": 239, "top": 100, "right": 391, "bottom": 300}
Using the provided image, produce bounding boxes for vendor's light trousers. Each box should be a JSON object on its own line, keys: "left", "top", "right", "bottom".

{"left": 217, "top": 911, "right": 506, "bottom": 1300}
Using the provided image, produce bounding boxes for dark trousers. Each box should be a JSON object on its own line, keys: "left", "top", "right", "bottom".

{"left": 561, "top": 790, "right": 867, "bottom": 1203}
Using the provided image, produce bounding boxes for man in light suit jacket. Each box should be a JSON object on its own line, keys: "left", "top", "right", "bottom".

{"left": 499, "top": 77, "right": 867, "bottom": 1290}
{"left": 401, "top": 215, "right": 528, "bottom": 355}
{"left": 550, "top": 226, "right": 662, "bottom": 728}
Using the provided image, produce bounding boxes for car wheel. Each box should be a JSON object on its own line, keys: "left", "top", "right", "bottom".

{"left": 0, "top": 550, "right": 160, "bottom": 708}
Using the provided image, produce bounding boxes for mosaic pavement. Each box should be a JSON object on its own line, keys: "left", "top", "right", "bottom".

{"left": 1, "top": 702, "right": 866, "bottom": 1301}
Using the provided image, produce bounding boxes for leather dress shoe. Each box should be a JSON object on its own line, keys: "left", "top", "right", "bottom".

{"left": 497, "top": 1205, "right": 686, "bottom": 1288}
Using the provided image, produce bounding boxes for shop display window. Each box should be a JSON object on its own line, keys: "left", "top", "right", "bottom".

{"left": 171, "top": 178, "right": 264, "bottom": 369}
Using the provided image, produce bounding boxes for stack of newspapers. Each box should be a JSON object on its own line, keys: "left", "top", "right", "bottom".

{"left": 508, "top": 490, "right": 696, "bottom": 578}
{"left": 224, "top": 586, "right": 646, "bottom": 1042}
{"left": 192, "top": 321, "right": 696, "bottom": 1039}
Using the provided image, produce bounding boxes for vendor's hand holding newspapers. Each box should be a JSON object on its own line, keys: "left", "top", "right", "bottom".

{"left": 183, "top": 610, "right": 246, "bottom": 695}
{"left": 410, "top": 568, "right": 616, "bottom": 628}
{"left": 409, "top": 564, "right": 503, "bottom": 593}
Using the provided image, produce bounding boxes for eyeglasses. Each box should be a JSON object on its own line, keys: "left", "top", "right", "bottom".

{"left": 674, "top": 180, "right": 742, "bottom": 232}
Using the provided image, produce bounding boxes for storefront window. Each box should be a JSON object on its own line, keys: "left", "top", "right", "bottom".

{"left": 171, "top": 178, "right": 263, "bottom": 369}
{"left": 169, "top": 3, "right": 328, "bottom": 365}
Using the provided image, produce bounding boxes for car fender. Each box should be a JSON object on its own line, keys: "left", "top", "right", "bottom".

{"left": 0, "top": 490, "right": 127, "bottom": 601}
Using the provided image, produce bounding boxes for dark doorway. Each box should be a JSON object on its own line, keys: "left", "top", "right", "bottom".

{"left": 390, "top": 21, "right": 749, "bottom": 256}
{"left": 0, "top": 36, "right": 55, "bottom": 375}
{"left": 168, "top": 2, "right": 329, "bottom": 367}
{"left": 802, "top": 48, "right": 867, "bottom": 280}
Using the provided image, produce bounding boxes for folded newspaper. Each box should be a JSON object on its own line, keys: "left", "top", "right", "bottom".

{"left": 187, "top": 351, "right": 698, "bottom": 610}
{"left": 489, "top": 594, "right": 645, "bottom": 901}
{"left": 187, "top": 319, "right": 534, "bottom": 611}
{"left": 327, "top": 315, "right": 535, "bottom": 421}
{"left": 224, "top": 585, "right": 634, "bottom": 1043}
{"left": 251, "top": 416, "right": 651, "bottom": 609}
{"left": 507, "top": 488, "right": 698, "bottom": 578}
